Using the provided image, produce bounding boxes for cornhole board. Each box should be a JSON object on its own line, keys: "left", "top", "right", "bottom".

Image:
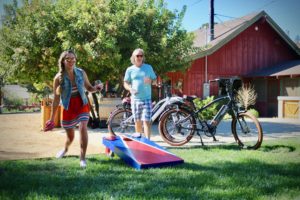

{"left": 102, "top": 134, "right": 184, "bottom": 170}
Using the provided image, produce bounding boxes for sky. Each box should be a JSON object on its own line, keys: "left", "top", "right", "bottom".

{"left": 165, "top": 0, "right": 300, "bottom": 41}
{"left": 0, "top": 0, "right": 299, "bottom": 41}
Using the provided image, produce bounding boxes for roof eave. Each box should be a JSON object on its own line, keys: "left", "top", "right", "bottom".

{"left": 265, "top": 16, "right": 300, "bottom": 55}
{"left": 191, "top": 11, "right": 267, "bottom": 60}
{"left": 190, "top": 11, "right": 300, "bottom": 60}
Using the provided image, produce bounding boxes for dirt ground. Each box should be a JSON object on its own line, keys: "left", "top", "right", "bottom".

{"left": 0, "top": 113, "right": 106, "bottom": 161}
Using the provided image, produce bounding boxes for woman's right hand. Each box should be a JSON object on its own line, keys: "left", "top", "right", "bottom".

{"left": 44, "top": 120, "right": 54, "bottom": 132}
{"left": 95, "top": 80, "right": 103, "bottom": 91}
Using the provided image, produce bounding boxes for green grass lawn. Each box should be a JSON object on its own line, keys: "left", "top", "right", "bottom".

{"left": 0, "top": 137, "right": 299, "bottom": 200}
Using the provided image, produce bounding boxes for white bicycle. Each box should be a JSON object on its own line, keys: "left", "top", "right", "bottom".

{"left": 107, "top": 86, "right": 193, "bottom": 136}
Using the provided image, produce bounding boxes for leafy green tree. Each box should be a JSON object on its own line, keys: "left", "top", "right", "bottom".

{"left": 0, "top": 0, "right": 195, "bottom": 93}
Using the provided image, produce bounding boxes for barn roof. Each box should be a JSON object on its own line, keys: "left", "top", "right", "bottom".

{"left": 190, "top": 11, "right": 300, "bottom": 60}
{"left": 246, "top": 60, "right": 300, "bottom": 77}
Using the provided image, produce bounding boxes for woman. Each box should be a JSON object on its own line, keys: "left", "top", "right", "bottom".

{"left": 44, "top": 50, "right": 102, "bottom": 168}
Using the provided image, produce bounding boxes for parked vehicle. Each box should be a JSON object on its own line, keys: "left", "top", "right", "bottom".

{"left": 158, "top": 77, "right": 263, "bottom": 150}
{"left": 107, "top": 84, "right": 193, "bottom": 136}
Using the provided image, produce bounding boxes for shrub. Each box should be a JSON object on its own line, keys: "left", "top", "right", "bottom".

{"left": 193, "top": 96, "right": 218, "bottom": 120}
{"left": 223, "top": 113, "right": 232, "bottom": 120}
{"left": 3, "top": 96, "right": 23, "bottom": 109}
{"left": 248, "top": 108, "right": 259, "bottom": 118}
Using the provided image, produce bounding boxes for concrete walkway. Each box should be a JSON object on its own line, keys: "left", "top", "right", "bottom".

{"left": 5, "top": 113, "right": 298, "bottom": 160}
{"left": 87, "top": 117, "right": 300, "bottom": 148}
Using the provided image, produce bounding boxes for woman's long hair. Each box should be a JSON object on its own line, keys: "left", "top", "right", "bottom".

{"left": 56, "top": 50, "right": 77, "bottom": 95}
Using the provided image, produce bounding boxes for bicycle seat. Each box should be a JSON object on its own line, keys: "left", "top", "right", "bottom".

{"left": 183, "top": 95, "right": 198, "bottom": 102}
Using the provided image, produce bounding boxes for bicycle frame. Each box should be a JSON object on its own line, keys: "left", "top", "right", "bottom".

{"left": 174, "top": 86, "right": 240, "bottom": 136}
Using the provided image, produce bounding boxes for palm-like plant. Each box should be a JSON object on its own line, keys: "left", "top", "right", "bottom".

{"left": 236, "top": 84, "right": 257, "bottom": 110}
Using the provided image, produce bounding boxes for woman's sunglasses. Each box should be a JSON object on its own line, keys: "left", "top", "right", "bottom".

{"left": 65, "top": 57, "right": 76, "bottom": 62}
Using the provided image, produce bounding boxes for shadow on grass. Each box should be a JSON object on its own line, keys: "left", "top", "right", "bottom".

{"left": 167, "top": 144, "right": 242, "bottom": 151}
{"left": 182, "top": 144, "right": 297, "bottom": 152}
{"left": 259, "top": 144, "right": 296, "bottom": 152}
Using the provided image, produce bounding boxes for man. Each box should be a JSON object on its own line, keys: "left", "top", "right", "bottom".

{"left": 123, "top": 48, "right": 157, "bottom": 139}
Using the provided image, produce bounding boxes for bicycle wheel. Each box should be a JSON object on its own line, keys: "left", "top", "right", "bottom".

{"left": 231, "top": 112, "right": 263, "bottom": 150}
{"left": 159, "top": 108, "right": 196, "bottom": 146}
{"left": 108, "top": 108, "right": 135, "bottom": 136}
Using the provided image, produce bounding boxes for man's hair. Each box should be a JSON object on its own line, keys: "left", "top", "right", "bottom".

{"left": 130, "top": 48, "right": 145, "bottom": 65}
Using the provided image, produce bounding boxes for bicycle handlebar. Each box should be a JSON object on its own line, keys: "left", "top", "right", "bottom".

{"left": 209, "top": 78, "right": 231, "bottom": 86}
{"left": 208, "top": 79, "right": 218, "bottom": 83}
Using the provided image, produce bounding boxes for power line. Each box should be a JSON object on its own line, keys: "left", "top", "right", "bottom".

{"left": 256, "top": 0, "right": 278, "bottom": 11}
{"left": 214, "top": 0, "right": 279, "bottom": 22}
{"left": 214, "top": 14, "right": 225, "bottom": 25}
{"left": 214, "top": 13, "right": 237, "bottom": 20}
{"left": 190, "top": 0, "right": 205, "bottom": 7}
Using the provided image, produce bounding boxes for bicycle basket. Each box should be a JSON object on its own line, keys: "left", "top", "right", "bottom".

{"left": 218, "top": 77, "right": 242, "bottom": 96}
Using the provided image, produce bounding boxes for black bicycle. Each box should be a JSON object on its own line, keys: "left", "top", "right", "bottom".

{"left": 158, "top": 77, "right": 263, "bottom": 150}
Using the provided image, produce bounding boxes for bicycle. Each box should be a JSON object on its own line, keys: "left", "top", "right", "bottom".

{"left": 158, "top": 77, "right": 263, "bottom": 150}
{"left": 107, "top": 84, "right": 193, "bottom": 136}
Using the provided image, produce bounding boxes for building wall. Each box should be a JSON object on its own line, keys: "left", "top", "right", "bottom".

{"left": 167, "top": 18, "right": 300, "bottom": 116}
{"left": 280, "top": 77, "right": 300, "bottom": 96}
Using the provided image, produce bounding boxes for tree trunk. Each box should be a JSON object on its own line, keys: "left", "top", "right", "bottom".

{"left": 0, "top": 86, "right": 3, "bottom": 114}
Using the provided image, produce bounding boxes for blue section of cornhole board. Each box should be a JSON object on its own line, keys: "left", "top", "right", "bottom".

{"left": 102, "top": 134, "right": 184, "bottom": 170}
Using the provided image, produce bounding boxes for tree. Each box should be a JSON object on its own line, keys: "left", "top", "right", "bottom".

{"left": 0, "top": 0, "right": 195, "bottom": 93}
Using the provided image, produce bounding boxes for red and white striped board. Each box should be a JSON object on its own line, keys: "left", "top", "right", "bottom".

{"left": 102, "top": 134, "right": 184, "bottom": 170}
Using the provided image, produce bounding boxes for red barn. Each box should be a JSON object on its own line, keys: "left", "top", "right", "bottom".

{"left": 167, "top": 11, "right": 300, "bottom": 118}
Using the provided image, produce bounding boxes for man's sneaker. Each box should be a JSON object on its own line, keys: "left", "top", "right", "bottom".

{"left": 132, "top": 132, "right": 141, "bottom": 138}
{"left": 56, "top": 150, "right": 66, "bottom": 159}
{"left": 80, "top": 160, "right": 87, "bottom": 168}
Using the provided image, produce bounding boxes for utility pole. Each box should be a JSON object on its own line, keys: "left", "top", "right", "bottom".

{"left": 203, "top": 0, "right": 215, "bottom": 98}
{"left": 210, "top": 0, "right": 215, "bottom": 41}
